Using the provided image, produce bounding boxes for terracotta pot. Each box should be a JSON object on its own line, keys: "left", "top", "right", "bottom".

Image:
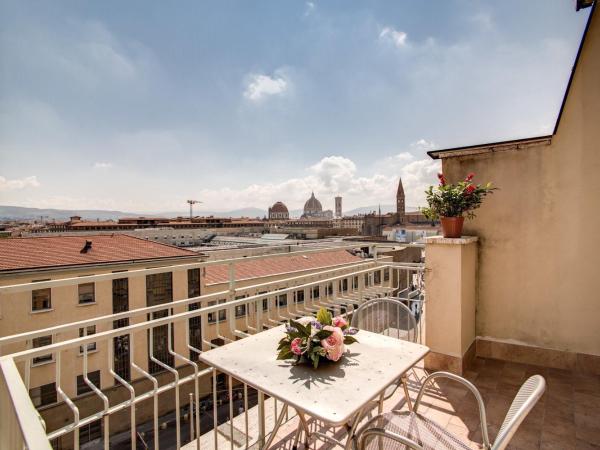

{"left": 440, "top": 216, "right": 464, "bottom": 238}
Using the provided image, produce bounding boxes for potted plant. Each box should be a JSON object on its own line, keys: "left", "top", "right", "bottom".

{"left": 421, "top": 172, "right": 496, "bottom": 238}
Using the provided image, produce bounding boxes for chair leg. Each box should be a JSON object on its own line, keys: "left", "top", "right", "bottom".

{"left": 402, "top": 375, "right": 413, "bottom": 412}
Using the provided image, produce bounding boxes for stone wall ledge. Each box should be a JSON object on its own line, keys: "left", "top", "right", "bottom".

{"left": 423, "top": 235, "right": 478, "bottom": 245}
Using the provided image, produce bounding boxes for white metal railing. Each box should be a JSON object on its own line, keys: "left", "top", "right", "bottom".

{"left": 0, "top": 250, "right": 424, "bottom": 450}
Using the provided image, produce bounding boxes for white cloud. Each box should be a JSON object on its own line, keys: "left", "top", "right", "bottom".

{"left": 93, "top": 162, "right": 112, "bottom": 169}
{"left": 410, "top": 139, "right": 437, "bottom": 151}
{"left": 243, "top": 72, "right": 289, "bottom": 101}
{"left": 379, "top": 27, "right": 408, "bottom": 48}
{"left": 305, "top": 2, "right": 315, "bottom": 16}
{"left": 0, "top": 176, "right": 40, "bottom": 191}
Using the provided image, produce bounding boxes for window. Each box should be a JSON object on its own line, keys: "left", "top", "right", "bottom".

{"left": 277, "top": 294, "right": 287, "bottom": 307}
{"left": 207, "top": 299, "right": 227, "bottom": 322}
{"left": 295, "top": 290, "right": 305, "bottom": 303}
{"left": 148, "top": 309, "right": 174, "bottom": 374}
{"left": 374, "top": 271, "right": 381, "bottom": 285}
{"left": 32, "top": 335, "right": 53, "bottom": 365}
{"left": 189, "top": 302, "right": 202, "bottom": 361}
{"left": 235, "top": 304, "right": 247, "bottom": 318}
{"left": 207, "top": 300, "right": 217, "bottom": 323}
{"left": 384, "top": 269, "right": 390, "bottom": 282}
{"left": 340, "top": 279, "right": 348, "bottom": 292}
{"left": 327, "top": 283, "right": 333, "bottom": 296}
{"left": 364, "top": 274, "right": 370, "bottom": 287}
{"left": 79, "top": 326, "right": 97, "bottom": 353}
{"left": 78, "top": 283, "right": 95, "bottom": 304}
{"left": 188, "top": 268, "right": 201, "bottom": 298}
{"left": 312, "top": 286, "right": 320, "bottom": 300}
{"left": 32, "top": 286, "right": 51, "bottom": 312}
{"left": 76, "top": 370, "right": 101, "bottom": 396}
{"left": 79, "top": 419, "right": 102, "bottom": 445}
{"left": 262, "top": 298, "right": 269, "bottom": 312}
{"left": 353, "top": 276, "right": 359, "bottom": 290}
{"left": 217, "top": 299, "right": 226, "bottom": 321}
{"left": 113, "top": 334, "right": 130, "bottom": 381}
{"left": 29, "top": 382, "right": 57, "bottom": 408}
{"left": 112, "top": 278, "right": 129, "bottom": 329}
{"left": 146, "top": 272, "right": 173, "bottom": 306}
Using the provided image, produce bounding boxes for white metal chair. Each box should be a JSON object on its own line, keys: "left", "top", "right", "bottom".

{"left": 357, "top": 371, "right": 546, "bottom": 450}
{"left": 351, "top": 298, "right": 419, "bottom": 411}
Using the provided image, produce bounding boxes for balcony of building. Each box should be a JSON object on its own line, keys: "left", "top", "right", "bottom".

{"left": 0, "top": 233, "right": 598, "bottom": 450}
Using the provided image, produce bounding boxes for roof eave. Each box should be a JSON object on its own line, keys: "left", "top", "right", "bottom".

{"left": 427, "top": 135, "right": 553, "bottom": 160}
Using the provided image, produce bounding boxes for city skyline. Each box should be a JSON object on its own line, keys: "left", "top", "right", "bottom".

{"left": 0, "top": 1, "right": 591, "bottom": 212}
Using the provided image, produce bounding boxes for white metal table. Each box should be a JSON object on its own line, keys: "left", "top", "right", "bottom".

{"left": 199, "top": 325, "right": 429, "bottom": 450}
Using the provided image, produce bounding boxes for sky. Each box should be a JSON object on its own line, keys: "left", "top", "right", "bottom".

{"left": 0, "top": 1, "right": 591, "bottom": 213}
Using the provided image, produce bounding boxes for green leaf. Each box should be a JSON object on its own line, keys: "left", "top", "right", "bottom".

{"left": 277, "top": 349, "right": 294, "bottom": 360}
{"left": 277, "top": 339, "right": 291, "bottom": 351}
{"left": 314, "top": 330, "right": 333, "bottom": 340}
{"left": 289, "top": 320, "right": 310, "bottom": 337}
{"left": 343, "top": 336, "right": 358, "bottom": 345}
{"left": 316, "top": 307, "right": 332, "bottom": 326}
{"left": 310, "top": 351, "right": 320, "bottom": 369}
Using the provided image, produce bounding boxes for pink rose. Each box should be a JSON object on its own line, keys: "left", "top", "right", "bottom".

{"left": 290, "top": 337, "right": 303, "bottom": 355}
{"left": 321, "top": 326, "right": 345, "bottom": 361}
{"left": 332, "top": 316, "right": 347, "bottom": 328}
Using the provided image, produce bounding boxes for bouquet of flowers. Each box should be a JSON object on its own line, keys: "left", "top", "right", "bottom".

{"left": 277, "top": 307, "right": 358, "bottom": 368}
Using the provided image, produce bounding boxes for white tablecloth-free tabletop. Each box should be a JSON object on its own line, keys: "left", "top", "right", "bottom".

{"left": 199, "top": 325, "right": 429, "bottom": 426}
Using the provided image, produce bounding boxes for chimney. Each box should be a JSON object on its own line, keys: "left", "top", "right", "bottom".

{"left": 80, "top": 240, "right": 93, "bottom": 253}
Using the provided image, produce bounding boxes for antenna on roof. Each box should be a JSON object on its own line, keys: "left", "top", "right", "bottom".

{"left": 80, "top": 240, "right": 93, "bottom": 254}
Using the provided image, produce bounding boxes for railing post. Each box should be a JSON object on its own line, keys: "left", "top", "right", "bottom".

{"left": 424, "top": 236, "right": 478, "bottom": 375}
{"left": 258, "top": 391, "right": 266, "bottom": 447}
{"left": 0, "top": 358, "right": 52, "bottom": 450}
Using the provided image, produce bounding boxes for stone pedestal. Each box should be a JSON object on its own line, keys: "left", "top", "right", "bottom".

{"left": 423, "top": 236, "right": 478, "bottom": 375}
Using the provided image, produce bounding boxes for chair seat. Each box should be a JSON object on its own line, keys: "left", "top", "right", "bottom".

{"left": 361, "top": 411, "right": 478, "bottom": 450}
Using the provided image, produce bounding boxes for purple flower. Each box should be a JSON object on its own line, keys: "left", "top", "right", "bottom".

{"left": 343, "top": 327, "right": 358, "bottom": 335}
{"left": 310, "top": 320, "right": 323, "bottom": 330}
{"left": 286, "top": 326, "right": 298, "bottom": 334}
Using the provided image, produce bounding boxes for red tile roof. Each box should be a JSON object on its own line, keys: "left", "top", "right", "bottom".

{"left": 0, "top": 235, "right": 198, "bottom": 272}
{"left": 204, "top": 249, "right": 362, "bottom": 285}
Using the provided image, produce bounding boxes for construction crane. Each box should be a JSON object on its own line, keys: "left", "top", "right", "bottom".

{"left": 186, "top": 200, "right": 202, "bottom": 221}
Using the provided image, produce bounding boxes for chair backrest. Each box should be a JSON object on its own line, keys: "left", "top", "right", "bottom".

{"left": 492, "top": 375, "right": 546, "bottom": 450}
{"left": 351, "top": 297, "right": 417, "bottom": 343}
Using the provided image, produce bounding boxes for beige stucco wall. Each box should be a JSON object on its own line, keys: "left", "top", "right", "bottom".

{"left": 424, "top": 239, "right": 477, "bottom": 358}
{"left": 442, "top": 8, "right": 600, "bottom": 356}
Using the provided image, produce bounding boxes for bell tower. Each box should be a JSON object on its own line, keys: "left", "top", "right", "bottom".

{"left": 396, "top": 177, "right": 405, "bottom": 224}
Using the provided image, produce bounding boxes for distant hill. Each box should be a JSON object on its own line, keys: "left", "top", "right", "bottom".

{"left": 0, "top": 205, "right": 136, "bottom": 221}
{"left": 0, "top": 205, "right": 267, "bottom": 221}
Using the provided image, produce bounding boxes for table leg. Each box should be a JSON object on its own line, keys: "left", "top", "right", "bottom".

{"left": 344, "top": 405, "right": 369, "bottom": 450}
{"left": 262, "top": 403, "right": 288, "bottom": 450}
{"left": 298, "top": 411, "right": 311, "bottom": 447}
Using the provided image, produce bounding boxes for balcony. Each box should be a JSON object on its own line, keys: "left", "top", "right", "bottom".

{"left": 1, "top": 239, "right": 599, "bottom": 450}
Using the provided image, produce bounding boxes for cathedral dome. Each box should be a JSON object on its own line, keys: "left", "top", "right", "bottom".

{"left": 268, "top": 201, "right": 289, "bottom": 220}
{"left": 303, "top": 192, "right": 323, "bottom": 215}
{"left": 270, "top": 201, "right": 288, "bottom": 214}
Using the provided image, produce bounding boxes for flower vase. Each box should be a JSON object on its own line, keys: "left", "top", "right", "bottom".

{"left": 440, "top": 216, "right": 464, "bottom": 238}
